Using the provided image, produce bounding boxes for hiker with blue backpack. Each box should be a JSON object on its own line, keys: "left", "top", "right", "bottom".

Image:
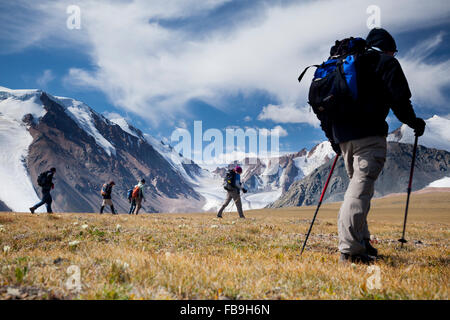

{"left": 30, "top": 167, "right": 56, "bottom": 214}
{"left": 299, "top": 28, "right": 426, "bottom": 264}
{"left": 217, "top": 166, "right": 247, "bottom": 219}
{"left": 100, "top": 181, "right": 117, "bottom": 214}
{"left": 128, "top": 179, "right": 146, "bottom": 215}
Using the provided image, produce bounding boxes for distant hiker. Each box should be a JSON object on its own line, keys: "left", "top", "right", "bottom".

{"left": 100, "top": 181, "right": 117, "bottom": 214}
{"left": 129, "top": 179, "right": 146, "bottom": 215}
{"left": 30, "top": 167, "right": 56, "bottom": 214}
{"left": 307, "top": 28, "right": 426, "bottom": 264}
{"left": 217, "top": 166, "right": 247, "bottom": 219}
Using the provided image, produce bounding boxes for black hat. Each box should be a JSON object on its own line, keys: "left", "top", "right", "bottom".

{"left": 366, "top": 28, "right": 398, "bottom": 52}
{"left": 50, "top": 167, "right": 56, "bottom": 172}
{"left": 141, "top": 179, "right": 146, "bottom": 184}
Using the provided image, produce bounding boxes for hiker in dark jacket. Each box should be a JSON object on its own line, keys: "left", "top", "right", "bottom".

{"left": 100, "top": 181, "right": 117, "bottom": 214}
{"left": 217, "top": 166, "right": 247, "bottom": 219}
{"left": 316, "top": 28, "right": 426, "bottom": 264}
{"left": 30, "top": 167, "right": 56, "bottom": 214}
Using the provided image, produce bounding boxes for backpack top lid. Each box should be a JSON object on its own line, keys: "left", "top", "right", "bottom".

{"left": 329, "top": 37, "right": 366, "bottom": 58}
{"left": 225, "top": 169, "right": 236, "bottom": 183}
{"left": 226, "top": 169, "right": 236, "bottom": 177}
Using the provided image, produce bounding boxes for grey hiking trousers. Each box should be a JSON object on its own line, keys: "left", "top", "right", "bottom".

{"left": 338, "top": 136, "right": 387, "bottom": 255}
{"left": 218, "top": 189, "right": 244, "bottom": 218}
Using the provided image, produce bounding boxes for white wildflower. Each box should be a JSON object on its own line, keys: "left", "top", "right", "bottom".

{"left": 115, "top": 259, "right": 129, "bottom": 269}
{"left": 7, "top": 288, "right": 21, "bottom": 297}
{"left": 81, "top": 224, "right": 88, "bottom": 229}
{"left": 3, "top": 245, "right": 11, "bottom": 253}
{"left": 69, "top": 240, "right": 80, "bottom": 247}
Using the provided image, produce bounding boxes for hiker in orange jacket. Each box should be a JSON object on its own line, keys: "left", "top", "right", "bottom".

{"left": 129, "top": 179, "right": 146, "bottom": 215}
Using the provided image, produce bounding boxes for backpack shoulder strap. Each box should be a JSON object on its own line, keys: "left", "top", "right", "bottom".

{"left": 298, "top": 64, "right": 320, "bottom": 84}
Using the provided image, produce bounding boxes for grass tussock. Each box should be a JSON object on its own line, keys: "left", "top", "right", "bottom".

{"left": 0, "top": 192, "right": 448, "bottom": 300}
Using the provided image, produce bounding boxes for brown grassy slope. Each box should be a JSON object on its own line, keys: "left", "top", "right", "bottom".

{"left": 0, "top": 191, "right": 448, "bottom": 300}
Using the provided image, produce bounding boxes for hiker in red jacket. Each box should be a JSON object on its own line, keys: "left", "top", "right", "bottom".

{"left": 129, "top": 179, "right": 146, "bottom": 215}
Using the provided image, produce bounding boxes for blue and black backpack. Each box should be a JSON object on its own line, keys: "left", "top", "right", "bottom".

{"left": 298, "top": 37, "right": 367, "bottom": 119}
{"left": 223, "top": 170, "right": 237, "bottom": 191}
{"left": 127, "top": 188, "right": 133, "bottom": 200}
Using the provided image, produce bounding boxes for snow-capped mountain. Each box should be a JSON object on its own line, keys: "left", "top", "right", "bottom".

{"left": 388, "top": 115, "right": 450, "bottom": 152}
{"left": 8, "top": 85, "right": 447, "bottom": 214}
{"left": 239, "top": 141, "right": 335, "bottom": 193}
{"left": 0, "top": 86, "right": 203, "bottom": 213}
{"left": 0, "top": 87, "right": 46, "bottom": 212}
{"left": 200, "top": 141, "right": 335, "bottom": 212}
{"left": 427, "top": 176, "right": 450, "bottom": 188}
{"left": 270, "top": 142, "right": 450, "bottom": 208}
{"left": 1, "top": 85, "right": 333, "bottom": 214}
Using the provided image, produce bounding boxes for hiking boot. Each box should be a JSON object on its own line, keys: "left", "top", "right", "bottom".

{"left": 339, "top": 252, "right": 375, "bottom": 265}
{"left": 239, "top": 215, "right": 245, "bottom": 219}
{"left": 352, "top": 253, "right": 375, "bottom": 264}
{"left": 364, "top": 239, "right": 378, "bottom": 257}
{"left": 29, "top": 207, "right": 35, "bottom": 214}
{"left": 339, "top": 253, "right": 351, "bottom": 264}
{"left": 217, "top": 214, "right": 222, "bottom": 218}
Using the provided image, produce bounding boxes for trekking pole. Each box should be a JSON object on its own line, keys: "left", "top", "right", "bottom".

{"left": 398, "top": 135, "right": 419, "bottom": 248}
{"left": 300, "top": 154, "right": 339, "bottom": 255}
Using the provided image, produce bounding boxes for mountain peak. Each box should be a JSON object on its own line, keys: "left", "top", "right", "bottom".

{"left": 388, "top": 115, "right": 450, "bottom": 152}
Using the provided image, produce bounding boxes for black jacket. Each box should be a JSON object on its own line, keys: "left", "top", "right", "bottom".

{"left": 318, "top": 50, "right": 417, "bottom": 144}
{"left": 41, "top": 171, "right": 54, "bottom": 193}
{"left": 102, "top": 184, "right": 113, "bottom": 199}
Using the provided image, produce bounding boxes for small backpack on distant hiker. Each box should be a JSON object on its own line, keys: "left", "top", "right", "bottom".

{"left": 223, "top": 170, "right": 237, "bottom": 191}
{"left": 101, "top": 183, "right": 108, "bottom": 197}
{"left": 298, "top": 37, "right": 367, "bottom": 120}
{"left": 37, "top": 171, "right": 48, "bottom": 187}
{"left": 127, "top": 188, "right": 133, "bottom": 202}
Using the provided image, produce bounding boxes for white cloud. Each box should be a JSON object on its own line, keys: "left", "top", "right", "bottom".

{"left": 36, "top": 69, "right": 55, "bottom": 87}
{"left": 273, "top": 125, "right": 288, "bottom": 137}
{"left": 257, "top": 104, "right": 320, "bottom": 127}
{"left": 177, "top": 119, "right": 188, "bottom": 129}
{"left": 259, "top": 125, "right": 288, "bottom": 137}
{"left": 400, "top": 32, "right": 450, "bottom": 108}
{"left": 244, "top": 115, "right": 252, "bottom": 122}
{"left": 3, "top": 0, "right": 450, "bottom": 126}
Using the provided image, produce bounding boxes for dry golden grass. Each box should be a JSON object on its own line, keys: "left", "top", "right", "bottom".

{"left": 0, "top": 191, "right": 448, "bottom": 300}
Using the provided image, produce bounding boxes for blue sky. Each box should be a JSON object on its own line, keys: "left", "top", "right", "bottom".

{"left": 0, "top": 0, "right": 449, "bottom": 160}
